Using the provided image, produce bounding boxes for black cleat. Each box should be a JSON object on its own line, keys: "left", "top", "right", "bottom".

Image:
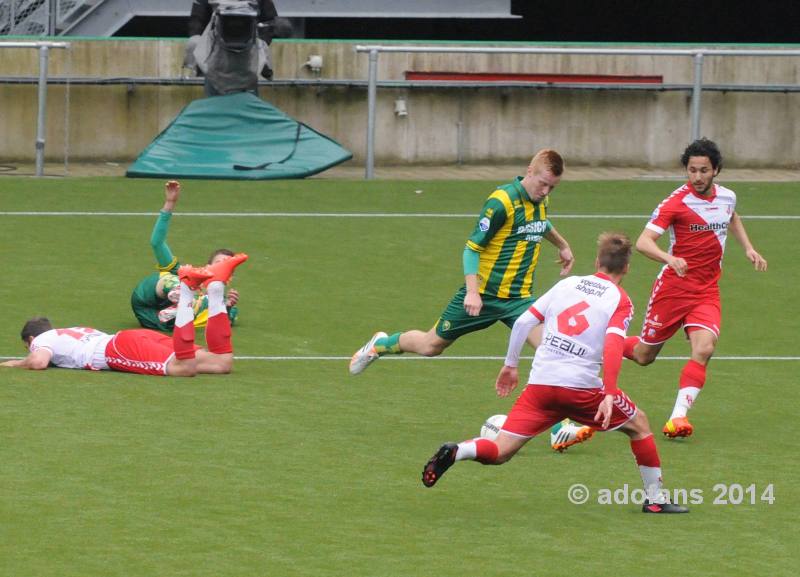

{"left": 642, "top": 500, "right": 689, "bottom": 514}
{"left": 422, "top": 443, "right": 458, "bottom": 488}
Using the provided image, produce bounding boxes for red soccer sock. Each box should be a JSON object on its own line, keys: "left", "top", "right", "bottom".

{"left": 206, "top": 312, "right": 232, "bottom": 355}
{"left": 173, "top": 322, "right": 197, "bottom": 360}
{"left": 679, "top": 359, "right": 706, "bottom": 390}
{"left": 455, "top": 438, "right": 500, "bottom": 464}
{"left": 172, "top": 282, "right": 197, "bottom": 360}
{"left": 630, "top": 434, "right": 661, "bottom": 468}
{"left": 474, "top": 438, "right": 500, "bottom": 464}
{"left": 623, "top": 336, "right": 640, "bottom": 360}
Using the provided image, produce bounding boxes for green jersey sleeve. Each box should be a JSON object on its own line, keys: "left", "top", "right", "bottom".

{"left": 466, "top": 195, "right": 508, "bottom": 251}
{"left": 150, "top": 210, "right": 178, "bottom": 272}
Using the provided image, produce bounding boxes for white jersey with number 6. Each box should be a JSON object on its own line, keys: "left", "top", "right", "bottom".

{"left": 527, "top": 273, "right": 633, "bottom": 389}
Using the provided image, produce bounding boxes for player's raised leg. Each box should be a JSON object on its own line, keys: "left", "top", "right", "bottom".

{"left": 350, "top": 328, "right": 453, "bottom": 375}
{"left": 167, "top": 265, "right": 213, "bottom": 376}
{"left": 422, "top": 432, "right": 527, "bottom": 487}
{"left": 195, "top": 253, "right": 248, "bottom": 374}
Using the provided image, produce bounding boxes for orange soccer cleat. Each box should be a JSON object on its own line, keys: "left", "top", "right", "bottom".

{"left": 663, "top": 416, "right": 694, "bottom": 438}
{"left": 178, "top": 264, "right": 214, "bottom": 290}
{"left": 204, "top": 253, "right": 249, "bottom": 284}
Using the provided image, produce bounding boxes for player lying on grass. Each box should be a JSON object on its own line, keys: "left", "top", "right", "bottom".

{"left": 421, "top": 232, "right": 688, "bottom": 514}
{"left": 2, "top": 254, "right": 247, "bottom": 377}
{"left": 622, "top": 138, "right": 768, "bottom": 438}
{"left": 350, "top": 149, "right": 574, "bottom": 375}
{"left": 131, "top": 180, "right": 240, "bottom": 332}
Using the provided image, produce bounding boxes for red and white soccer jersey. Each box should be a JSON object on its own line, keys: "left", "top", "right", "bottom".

{"left": 29, "top": 327, "right": 112, "bottom": 370}
{"left": 527, "top": 272, "right": 634, "bottom": 389}
{"left": 647, "top": 182, "right": 736, "bottom": 292}
{"left": 640, "top": 182, "right": 735, "bottom": 343}
{"left": 501, "top": 273, "right": 637, "bottom": 437}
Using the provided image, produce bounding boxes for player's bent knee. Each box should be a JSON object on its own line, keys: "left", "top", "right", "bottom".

{"left": 693, "top": 344, "right": 715, "bottom": 362}
{"left": 493, "top": 452, "right": 515, "bottom": 465}
{"left": 636, "top": 352, "right": 657, "bottom": 366}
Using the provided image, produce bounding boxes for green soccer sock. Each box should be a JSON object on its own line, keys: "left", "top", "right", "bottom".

{"left": 374, "top": 332, "right": 402, "bottom": 355}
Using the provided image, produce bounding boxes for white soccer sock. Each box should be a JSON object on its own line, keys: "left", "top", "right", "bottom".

{"left": 206, "top": 280, "right": 226, "bottom": 317}
{"left": 175, "top": 282, "right": 195, "bottom": 328}
{"left": 639, "top": 465, "right": 663, "bottom": 500}
{"left": 455, "top": 439, "right": 478, "bottom": 461}
{"left": 670, "top": 386, "right": 702, "bottom": 419}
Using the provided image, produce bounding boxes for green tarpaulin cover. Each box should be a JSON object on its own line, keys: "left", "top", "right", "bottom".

{"left": 127, "top": 92, "right": 352, "bottom": 180}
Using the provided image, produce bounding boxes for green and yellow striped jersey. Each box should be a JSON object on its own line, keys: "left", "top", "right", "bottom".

{"left": 466, "top": 177, "right": 552, "bottom": 299}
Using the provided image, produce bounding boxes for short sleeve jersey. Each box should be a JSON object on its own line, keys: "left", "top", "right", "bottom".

{"left": 646, "top": 182, "right": 736, "bottom": 292}
{"left": 30, "top": 327, "right": 112, "bottom": 370}
{"left": 527, "top": 273, "right": 633, "bottom": 389}
{"left": 466, "top": 177, "right": 552, "bottom": 299}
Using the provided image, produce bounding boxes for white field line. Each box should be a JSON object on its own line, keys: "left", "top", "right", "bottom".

{"left": 0, "top": 211, "right": 798, "bottom": 220}
{"left": 235, "top": 355, "right": 799, "bottom": 361}
{"left": 4, "top": 355, "right": 794, "bottom": 361}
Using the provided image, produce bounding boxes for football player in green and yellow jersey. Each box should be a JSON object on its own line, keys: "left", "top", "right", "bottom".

{"left": 350, "top": 149, "right": 574, "bottom": 375}
{"left": 130, "top": 180, "right": 240, "bottom": 332}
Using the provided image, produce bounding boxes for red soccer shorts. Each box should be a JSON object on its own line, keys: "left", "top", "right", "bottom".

{"left": 502, "top": 384, "right": 637, "bottom": 437}
{"left": 640, "top": 282, "right": 721, "bottom": 345}
{"left": 104, "top": 329, "right": 199, "bottom": 376}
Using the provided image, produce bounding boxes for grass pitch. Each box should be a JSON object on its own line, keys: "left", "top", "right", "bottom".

{"left": 0, "top": 176, "right": 797, "bottom": 577}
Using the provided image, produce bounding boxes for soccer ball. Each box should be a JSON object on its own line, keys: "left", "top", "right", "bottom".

{"left": 480, "top": 414, "right": 507, "bottom": 441}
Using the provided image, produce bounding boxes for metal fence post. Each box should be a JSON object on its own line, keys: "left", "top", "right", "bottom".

{"left": 365, "top": 49, "right": 378, "bottom": 179}
{"left": 35, "top": 45, "right": 50, "bottom": 177}
{"left": 690, "top": 52, "right": 704, "bottom": 142}
{"left": 49, "top": 0, "right": 58, "bottom": 36}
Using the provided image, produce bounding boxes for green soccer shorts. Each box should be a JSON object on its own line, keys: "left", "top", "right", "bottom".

{"left": 434, "top": 286, "right": 536, "bottom": 341}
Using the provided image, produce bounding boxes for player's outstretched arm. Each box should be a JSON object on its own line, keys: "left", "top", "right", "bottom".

{"left": 729, "top": 212, "right": 768, "bottom": 271}
{"left": 150, "top": 181, "right": 181, "bottom": 270}
{"left": 0, "top": 349, "right": 52, "bottom": 370}
{"left": 544, "top": 227, "right": 574, "bottom": 276}
{"left": 497, "top": 309, "right": 541, "bottom": 396}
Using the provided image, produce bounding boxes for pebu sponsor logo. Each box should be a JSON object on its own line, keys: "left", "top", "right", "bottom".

{"left": 689, "top": 221, "right": 728, "bottom": 232}
{"left": 544, "top": 333, "right": 586, "bottom": 357}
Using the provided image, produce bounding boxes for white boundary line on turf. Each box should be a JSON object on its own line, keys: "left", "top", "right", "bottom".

{"left": 232, "top": 355, "right": 799, "bottom": 361}
{"left": 0, "top": 211, "right": 798, "bottom": 220}
{"left": 2, "top": 355, "right": 798, "bottom": 361}
{"left": 1, "top": 355, "right": 799, "bottom": 361}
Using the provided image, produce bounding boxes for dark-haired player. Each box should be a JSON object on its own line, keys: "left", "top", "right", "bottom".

{"left": 421, "top": 232, "right": 687, "bottom": 513}
{"left": 623, "top": 138, "right": 768, "bottom": 438}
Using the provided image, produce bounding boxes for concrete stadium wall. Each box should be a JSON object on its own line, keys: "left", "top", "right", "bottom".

{"left": 0, "top": 39, "right": 798, "bottom": 167}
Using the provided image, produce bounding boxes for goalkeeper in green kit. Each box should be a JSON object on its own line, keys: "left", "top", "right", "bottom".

{"left": 130, "top": 180, "right": 240, "bottom": 332}
{"left": 350, "top": 149, "right": 574, "bottom": 375}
